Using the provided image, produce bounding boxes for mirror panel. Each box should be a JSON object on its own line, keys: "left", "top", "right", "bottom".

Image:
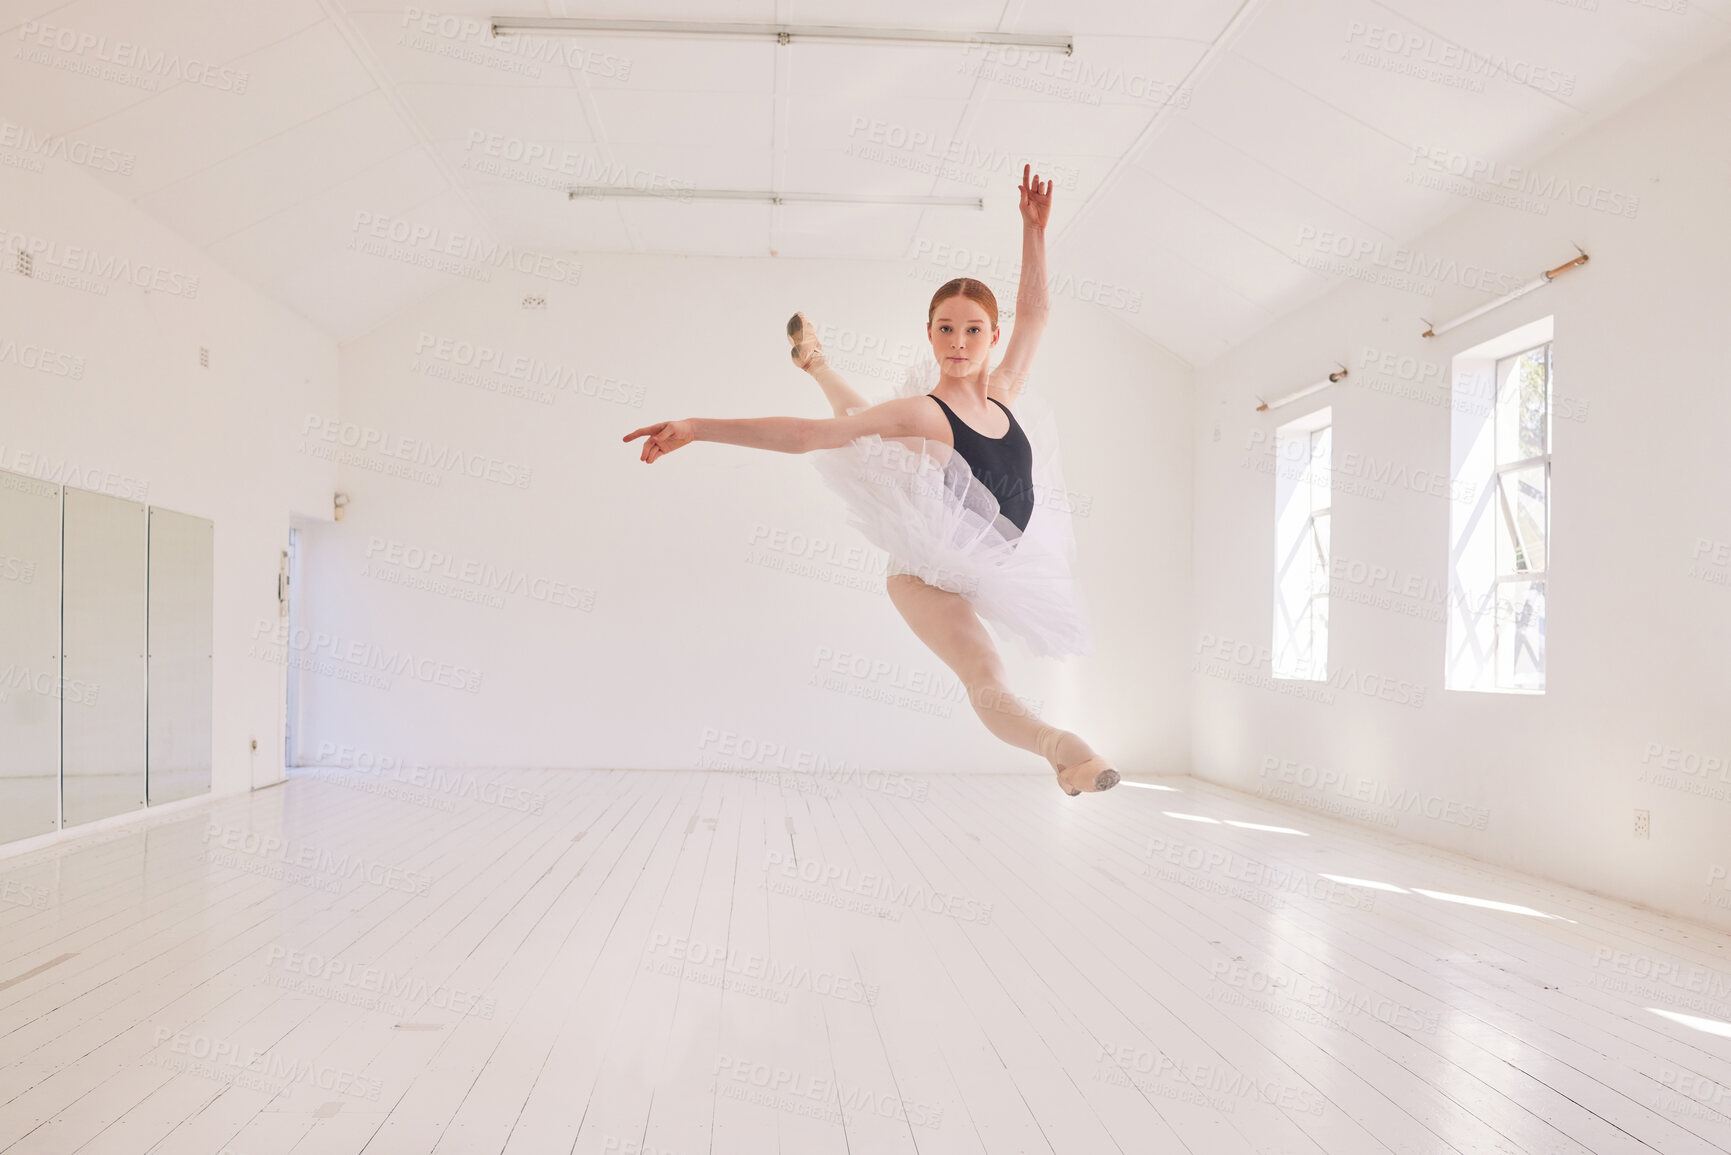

{"left": 147, "top": 508, "right": 214, "bottom": 804}
{"left": 62, "top": 488, "right": 148, "bottom": 826}
{"left": 0, "top": 470, "right": 64, "bottom": 844}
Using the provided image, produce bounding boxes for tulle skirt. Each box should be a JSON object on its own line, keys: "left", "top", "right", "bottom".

{"left": 810, "top": 357, "right": 1093, "bottom": 658}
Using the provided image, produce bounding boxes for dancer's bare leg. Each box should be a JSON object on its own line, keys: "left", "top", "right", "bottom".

{"left": 886, "top": 573, "right": 1118, "bottom": 794}
{"left": 788, "top": 312, "right": 872, "bottom": 417}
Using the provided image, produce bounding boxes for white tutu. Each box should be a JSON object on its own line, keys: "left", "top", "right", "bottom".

{"left": 810, "top": 356, "right": 1093, "bottom": 658}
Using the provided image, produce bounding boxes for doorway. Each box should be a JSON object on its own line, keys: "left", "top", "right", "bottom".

{"left": 281, "top": 524, "right": 304, "bottom": 772}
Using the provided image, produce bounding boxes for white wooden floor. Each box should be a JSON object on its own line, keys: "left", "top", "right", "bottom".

{"left": 2, "top": 767, "right": 1730, "bottom": 1155}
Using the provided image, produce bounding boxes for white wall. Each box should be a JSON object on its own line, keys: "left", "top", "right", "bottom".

{"left": 1192, "top": 46, "right": 1731, "bottom": 930}
{"left": 297, "top": 253, "right": 1193, "bottom": 779}
{"left": 1, "top": 153, "right": 340, "bottom": 801}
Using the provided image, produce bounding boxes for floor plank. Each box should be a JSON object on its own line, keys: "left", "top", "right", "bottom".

{"left": 1, "top": 768, "right": 1728, "bottom": 1155}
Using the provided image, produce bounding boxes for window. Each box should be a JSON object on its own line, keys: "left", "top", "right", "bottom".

{"left": 1273, "top": 408, "right": 1331, "bottom": 680}
{"left": 1447, "top": 317, "right": 1552, "bottom": 693}
{"left": 1491, "top": 344, "right": 1550, "bottom": 690}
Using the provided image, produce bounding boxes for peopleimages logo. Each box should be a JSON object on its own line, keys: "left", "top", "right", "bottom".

{"left": 1095, "top": 1041, "right": 1327, "bottom": 1115}
{"left": 348, "top": 211, "right": 582, "bottom": 286}
{"left": 1258, "top": 755, "right": 1489, "bottom": 829}
{"left": 0, "top": 664, "right": 101, "bottom": 707}
{"left": 363, "top": 535, "right": 594, "bottom": 611}
{"left": 250, "top": 619, "right": 484, "bottom": 695}
{"left": 1294, "top": 226, "right": 1522, "bottom": 297}
{"left": 300, "top": 416, "right": 533, "bottom": 490}
{"left": 643, "top": 932, "right": 882, "bottom": 1006}
{"left": 712, "top": 1054, "right": 944, "bottom": 1129}
{"left": 398, "top": 8, "right": 632, "bottom": 80}
{"left": 1342, "top": 21, "right": 1575, "bottom": 96}
{"left": 464, "top": 131, "right": 691, "bottom": 199}
{"left": 312, "top": 742, "right": 548, "bottom": 813}
{"left": 413, "top": 332, "right": 644, "bottom": 406}
{"left": 0, "top": 225, "right": 200, "bottom": 298}
{"left": 148, "top": 1029, "right": 382, "bottom": 1101}
{"left": 0, "top": 119, "right": 135, "bottom": 174}
{"left": 15, "top": 21, "right": 251, "bottom": 93}
{"left": 958, "top": 39, "right": 1193, "bottom": 108}
{"left": 264, "top": 944, "right": 496, "bottom": 1020}
{"left": 908, "top": 239, "right": 1143, "bottom": 313}
{"left": 844, "top": 116, "right": 1082, "bottom": 192}
{"left": 0, "top": 879, "right": 51, "bottom": 910}
{"left": 1244, "top": 428, "right": 1476, "bottom": 506}
{"left": 1143, "top": 835, "right": 1377, "bottom": 911}
{"left": 696, "top": 725, "right": 930, "bottom": 801}
{"left": 0, "top": 450, "right": 147, "bottom": 501}
{"left": 764, "top": 850, "right": 993, "bottom": 925}
{"left": 1408, "top": 144, "right": 1639, "bottom": 219}
{"left": 1208, "top": 958, "right": 1443, "bottom": 1034}
{"left": 1589, "top": 945, "right": 1731, "bottom": 1005}
{"left": 0, "top": 335, "right": 84, "bottom": 379}
{"left": 202, "top": 822, "right": 433, "bottom": 896}
{"left": 1193, "top": 632, "right": 1428, "bottom": 709}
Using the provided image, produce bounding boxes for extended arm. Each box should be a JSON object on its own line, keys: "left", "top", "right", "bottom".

{"left": 990, "top": 165, "right": 1052, "bottom": 405}
{"left": 624, "top": 396, "right": 933, "bottom": 463}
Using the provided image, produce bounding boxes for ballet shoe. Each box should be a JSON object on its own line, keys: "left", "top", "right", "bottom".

{"left": 1035, "top": 722, "right": 1117, "bottom": 796}
{"left": 786, "top": 311, "right": 824, "bottom": 370}
{"left": 1056, "top": 756, "right": 1120, "bottom": 796}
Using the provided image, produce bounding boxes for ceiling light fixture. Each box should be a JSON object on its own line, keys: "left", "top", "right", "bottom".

{"left": 492, "top": 16, "right": 1073, "bottom": 54}
{"left": 567, "top": 187, "right": 983, "bottom": 209}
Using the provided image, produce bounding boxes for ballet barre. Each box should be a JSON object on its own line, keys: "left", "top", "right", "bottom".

{"left": 1420, "top": 248, "right": 1589, "bottom": 339}
{"left": 1254, "top": 366, "right": 1348, "bottom": 413}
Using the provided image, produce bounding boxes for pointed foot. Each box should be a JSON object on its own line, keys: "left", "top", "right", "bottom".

{"left": 1056, "top": 756, "right": 1118, "bottom": 796}
{"left": 787, "top": 311, "right": 823, "bottom": 369}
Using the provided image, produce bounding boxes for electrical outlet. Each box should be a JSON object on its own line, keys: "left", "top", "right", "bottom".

{"left": 1634, "top": 810, "right": 1650, "bottom": 839}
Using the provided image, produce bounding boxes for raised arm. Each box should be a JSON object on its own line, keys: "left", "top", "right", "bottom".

{"left": 624, "top": 396, "right": 935, "bottom": 464}
{"left": 989, "top": 165, "right": 1052, "bottom": 406}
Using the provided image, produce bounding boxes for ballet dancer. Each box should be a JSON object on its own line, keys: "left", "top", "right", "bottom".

{"left": 625, "top": 166, "right": 1117, "bottom": 795}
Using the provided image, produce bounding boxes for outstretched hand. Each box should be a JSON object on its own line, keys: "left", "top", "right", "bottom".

{"left": 624, "top": 419, "right": 695, "bottom": 464}
{"left": 1018, "top": 163, "right": 1052, "bottom": 230}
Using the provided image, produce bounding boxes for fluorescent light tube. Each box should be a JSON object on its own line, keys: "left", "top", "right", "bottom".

{"left": 493, "top": 17, "right": 1072, "bottom": 55}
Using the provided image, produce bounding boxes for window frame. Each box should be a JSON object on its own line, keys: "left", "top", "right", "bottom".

{"left": 1272, "top": 410, "right": 1332, "bottom": 682}
{"left": 1490, "top": 340, "right": 1551, "bottom": 692}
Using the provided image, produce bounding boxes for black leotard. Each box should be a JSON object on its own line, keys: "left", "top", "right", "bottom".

{"left": 926, "top": 393, "right": 1035, "bottom": 533}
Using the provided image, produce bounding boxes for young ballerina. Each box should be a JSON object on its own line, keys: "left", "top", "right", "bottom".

{"left": 624, "top": 166, "right": 1118, "bottom": 795}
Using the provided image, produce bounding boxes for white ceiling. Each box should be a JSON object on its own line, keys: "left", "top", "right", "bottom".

{"left": 5, "top": 0, "right": 1728, "bottom": 364}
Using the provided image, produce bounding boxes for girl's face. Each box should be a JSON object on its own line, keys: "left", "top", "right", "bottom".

{"left": 928, "top": 296, "right": 998, "bottom": 378}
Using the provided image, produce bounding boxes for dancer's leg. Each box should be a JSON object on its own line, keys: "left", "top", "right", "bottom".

{"left": 788, "top": 312, "right": 873, "bottom": 417}
{"left": 885, "top": 573, "right": 1117, "bottom": 793}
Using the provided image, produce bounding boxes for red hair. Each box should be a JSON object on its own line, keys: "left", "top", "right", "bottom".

{"left": 927, "top": 278, "right": 998, "bottom": 331}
